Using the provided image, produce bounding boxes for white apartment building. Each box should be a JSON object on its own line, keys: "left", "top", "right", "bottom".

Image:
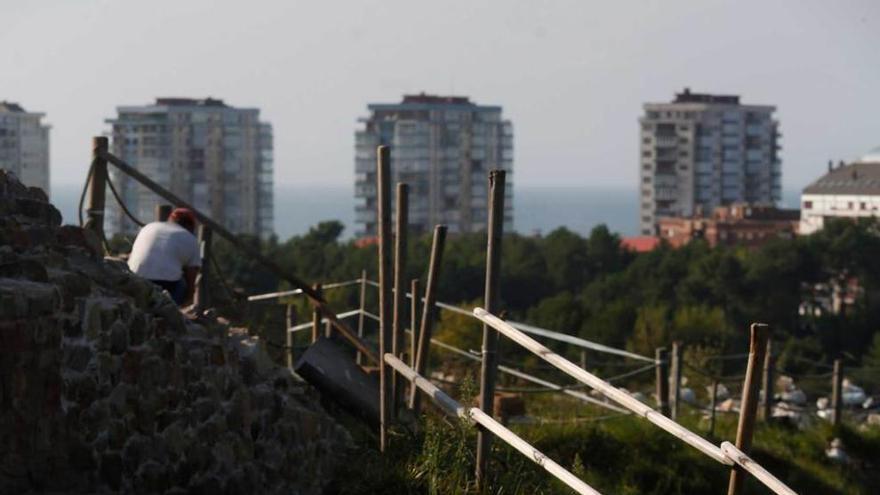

{"left": 639, "top": 89, "right": 781, "bottom": 235}
{"left": 106, "top": 98, "right": 273, "bottom": 238}
{"left": 800, "top": 148, "right": 880, "bottom": 235}
{"left": 0, "top": 102, "right": 50, "bottom": 194}
{"left": 355, "top": 93, "right": 513, "bottom": 237}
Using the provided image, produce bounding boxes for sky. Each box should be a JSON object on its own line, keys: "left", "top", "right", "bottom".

{"left": 2, "top": 0, "right": 878, "bottom": 191}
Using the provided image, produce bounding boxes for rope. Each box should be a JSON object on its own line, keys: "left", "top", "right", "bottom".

{"left": 105, "top": 172, "right": 146, "bottom": 227}
{"left": 497, "top": 363, "right": 656, "bottom": 393}
{"left": 682, "top": 362, "right": 746, "bottom": 382}
{"left": 208, "top": 252, "right": 239, "bottom": 301}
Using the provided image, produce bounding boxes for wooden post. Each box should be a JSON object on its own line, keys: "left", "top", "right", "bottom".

{"left": 193, "top": 225, "right": 212, "bottom": 311}
{"left": 831, "top": 358, "right": 843, "bottom": 427}
{"left": 85, "top": 137, "right": 109, "bottom": 242}
{"left": 409, "top": 225, "right": 447, "bottom": 414}
{"left": 670, "top": 341, "right": 683, "bottom": 421}
{"left": 761, "top": 340, "right": 774, "bottom": 422}
{"left": 286, "top": 304, "right": 296, "bottom": 369}
{"left": 579, "top": 350, "right": 587, "bottom": 369}
{"left": 409, "top": 278, "right": 420, "bottom": 369}
{"left": 311, "top": 283, "right": 322, "bottom": 343}
{"left": 709, "top": 380, "right": 719, "bottom": 437}
{"left": 727, "top": 323, "right": 770, "bottom": 495}
{"left": 655, "top": 347, "right": 670, "bottom": 416}
{"left": 155, "top": 204, "right": 173, "bottom": 222}
{"left": 476, "top": 169, "right": 506, "bottom": 488}
{"left": 356, "top": 269, "right": 368, "bottom": 366}
{"left": 377, "top": 145, "right": 393, "bottom": 451}
{"left": 391, "top": 183, "right": 409, "bottom": 414}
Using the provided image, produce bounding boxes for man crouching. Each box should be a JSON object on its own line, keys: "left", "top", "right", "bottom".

{"left": 127, "top": 208, "right": 200, "bottom": 306}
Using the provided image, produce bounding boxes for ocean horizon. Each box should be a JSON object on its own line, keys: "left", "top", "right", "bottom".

{"left": 50, "top": 183, "right": 802, "bottom": 241}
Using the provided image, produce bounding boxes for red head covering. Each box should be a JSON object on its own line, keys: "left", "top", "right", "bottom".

{"left": 169, "top": 208, "right": 197, "bottom": 232}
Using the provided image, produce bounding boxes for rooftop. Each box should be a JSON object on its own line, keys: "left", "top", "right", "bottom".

{"left": 401, "top": 93, "right": 472, "bottom": 105}
{"left": 673, "top": 87, "right": 740, "bottom": 105}
{"left": 155, "top": 97, "right": 228, "bottom": 107}
{"left": 803, "top": 160, "right": 880, "bottom": 195}
{"left": 0, "top": 101, "right": 26, "bottom": 113}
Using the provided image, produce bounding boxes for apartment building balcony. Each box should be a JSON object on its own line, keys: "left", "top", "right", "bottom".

{"left": 655, "top": 186, "right": 678, "bottom": 201}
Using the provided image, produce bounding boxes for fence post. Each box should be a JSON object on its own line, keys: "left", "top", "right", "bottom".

{"left": 391, "top": 183, "right": 409, "bottom": 415}
{"left": 476, "top": 169, "right": 506, "bottom": 489}
{"left": 409, "top": 278, "right": 420, "bottom": 369}
{"left": 356, "top": 269, "right": 368, "bottom": 366}
{"left": 377, "top": 145, "right": 393, "bottom": 451}
{"left": 409, "top": 225, "right": 447, "bottom": 414}
{"left": 311, "top": 283, "right": 322, "bottom": 343}
{"left": 580, "top": 350, "right": 587, "bottom": 370}
{"left": 155, "top": 204, "right": 173, "bottom": 222}
{"left": 727, "top": 323, "right": 770, "bottom": 495}
{"left": 655, "top": 347, "right": 670, "bottom": 416}
{"left": 831, "top": 358, "right": 843, "bottom": 427}
{"left": 761, "top": 339, "right": 774, "bottom": 422}
{"left": 286, "top": 304, "right": 296, "bottom": 369}
{"left": 709, "top": 380, "right": 719, "bottom": 437}
{"left": 193, "top": 225, "right": 212, "bottom": 311}
{"left": 670, "top": 341, "right": 683, "bottom": 421}
{"left": 85, "top": 136, "right": 109, "bottom": 243}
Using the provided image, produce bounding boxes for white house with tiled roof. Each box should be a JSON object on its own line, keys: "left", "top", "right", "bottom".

{"left": 800, "top": 147, "right": 880, "bottom": 234}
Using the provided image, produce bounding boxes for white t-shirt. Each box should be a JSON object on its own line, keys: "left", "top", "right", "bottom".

{"left": 127, "top": 221, "right": 201, "bottom": 281}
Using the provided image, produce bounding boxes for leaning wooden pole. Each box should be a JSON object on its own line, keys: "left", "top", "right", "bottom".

{"left": 831, "top": 358, "right": 843, "bottom": 427}
{"left": 409, "top": 225, "right": 447, "bottom": 414}
{"left": 193, "top": 225, "right": 212, "bottom": 311}
{"left": 727, "top": 323, "right": 770, "bottom": 495}
{"left": 285, "top": 304, "right": 296, "bottom": 369}
{"left": 98, "top": 149, "right": 377, "bottom": 363}
{"left": 761, "top": 339, "right": 774, "bottom": 422}
{"left": 377, "top": 145, "right": 394, "bottom": 451}
{"left": 311, "top": 283, "right": 322, "bottom": 343}
{"left": 670, "top": 341, "right": 683, "bottom": 421}
{"left": 391, "top": 182, "right": 409, "bottom": 414}
{"left": 85, "top": 137, "right": 109, "bottom": 243}
{"left": 476, "top": 169, "right": 506, "bottom": 488}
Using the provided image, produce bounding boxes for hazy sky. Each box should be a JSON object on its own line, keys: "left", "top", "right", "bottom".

{"left": 3, "top": 0, "right": 878, "bottom": 190}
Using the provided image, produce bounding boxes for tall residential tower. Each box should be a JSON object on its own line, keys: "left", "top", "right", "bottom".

{"left": 106, "top": 98, "right": 273, "bottom": 237}
{"left": 639, "top": 89, "right": 781, "bottom": 235}
{"left": 354, "top": 93, "right": 513, "bottom": 237}
{"left": 0, "top": 102, "right": 50, "bottom": 194}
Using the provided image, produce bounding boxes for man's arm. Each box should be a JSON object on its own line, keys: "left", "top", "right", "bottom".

{"left": 183, "top": 266, "right": 199, "bottom": 306}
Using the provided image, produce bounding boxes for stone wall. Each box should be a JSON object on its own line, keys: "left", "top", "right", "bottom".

{"left": 0, "top": 171, "right": 351, "bottom": 494}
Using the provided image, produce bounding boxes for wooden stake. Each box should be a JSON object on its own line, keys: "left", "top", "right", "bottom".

{"left": 476, "top": 169, "right": 506, "bottom": 488}
{"left": 377, "top": 145, "right": 393, "bottom": 451}
{"left": 831, "top": 358, "right": 843, "bottom": 427}
{"left": 655, "top": 347, "right": 670, "bottom": 416}
{"left": 670, "top": 341, "right": 683, "bottom": 421}
{"left": 709, "top": 380, "right": 719, "bottom": 437}
{"left": 727, "top": 323, "right": 770, "bottom": 495}
{"left": 311, "top": 283, "right": 322, "bottom": 343}
{"left": 85, "top": 137, "right": 108, "bottom": 242}
{"left": 761, "top": 340, "right": 774, "bottom": 421}
{"left": 409, "top": 278, "right": 420, "bottom": 369}
{"left": 286, "top": 304, "right": 296, "bottom": 369}
{"left": 356, "top": 269, "right": 367, "bottom": 366}
{"left": 155, "top": 204, "right": 172, "bottom": 222}
{"left": 391, "top": 182, "right": 409, "bottom": 415}
{"left": 193, "top": 226, "right": 212, "bottom": 311}
{"left": 409, "top": 225, "right": 447, "bottom": 414}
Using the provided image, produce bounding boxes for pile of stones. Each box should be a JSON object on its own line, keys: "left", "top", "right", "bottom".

{"left": 0, "top": 171, "right": 351, "bottom": 494}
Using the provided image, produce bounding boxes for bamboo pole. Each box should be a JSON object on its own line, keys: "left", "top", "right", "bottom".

{"left": 85, "top": 137, "right": 109, "bottom": 242}
{"left": 377, "top": 145, "right": 393, "bottom": 450}
{"left": 357, "top": 269, "right": 368, "bottom": 366}
{"left": 311, "top": 283, "right": 322, "bottom": 343}
{"left": 670, "top": 341, "right": 683, "bottom": 421}
{"left": 831, "top": 358, "right": 843, "bottom": 427}
{"left": 409, "top": 225, "right": 447, "bottom": 413}
{"left": 656, "top": 347, "right": 670, "bottom": 416}
{"left": 391, "top": 182, "right": 409, "bottom": 414}
{"left": 476, "top": 169, "right": 506, "bottom": 488}
{"left": 286, "top": 304, "right": 296, "bottom": 369}
{"left": 727, "top": 323, "right": 770, "bottom": 495}
{"left": 193, "top": 226, "right": 212, "bottom": 311}
{"left": 98, "top": 149, "right": 377, "bottom": 362}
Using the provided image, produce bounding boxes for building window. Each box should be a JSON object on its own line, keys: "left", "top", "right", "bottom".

{"left": 803, "top": 201, "right": 812, "bottom": 209}
{"left": 642, "top": 177, "right": 651, "bottom": 184}
{"left": 861, "top": 202, "right": 867, "bottom": 210}
{"left": 848, "top": 202, "right": 854, "bottom": 210}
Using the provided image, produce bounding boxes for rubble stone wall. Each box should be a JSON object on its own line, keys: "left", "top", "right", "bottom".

{"left": 0, "top": 171, "right": 351, "bottom": 494}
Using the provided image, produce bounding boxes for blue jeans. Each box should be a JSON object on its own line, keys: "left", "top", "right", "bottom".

{"left": 150, "top": 278, "right": 187, "bottom": 305}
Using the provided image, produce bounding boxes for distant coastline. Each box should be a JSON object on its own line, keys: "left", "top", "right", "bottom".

{"left": 50, "top": 183, "right": 803, "bottom": 241}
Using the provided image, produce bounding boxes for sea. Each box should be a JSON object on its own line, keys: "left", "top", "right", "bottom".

{"left": 49, "top": 184, "right": 802, "bottom": 241}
